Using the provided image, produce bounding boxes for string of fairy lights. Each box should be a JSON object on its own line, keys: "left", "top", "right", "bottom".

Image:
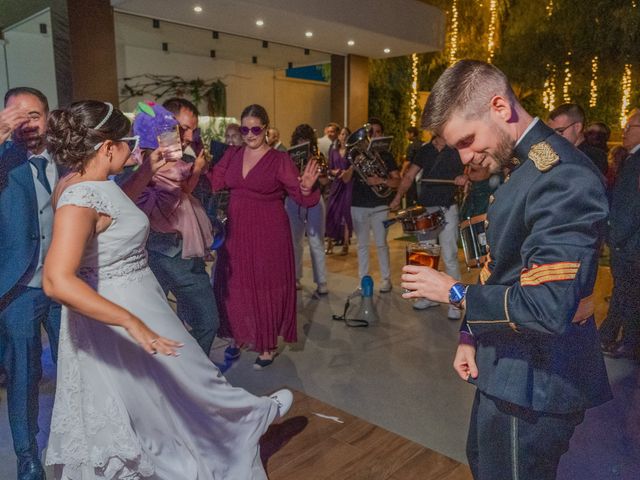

{"left": 486, "top": 0, "right": 498, "bottom": 63}
{"left": 620, "top": 64, "right": 633, "bottom": 127}
{"left": 437, "top": 0, "right": 635, "bottom": 127}
{"left": 542, "top": 64, "right": 557, "bottom": 111}
{"left": 448, "top": 0, "right": 459, "bottom": 66}
{"left": 562, "top": 53, "right": 572, "bottom": 104}
{"left": 410, "top": 53, "right": 419, "bottom": 127}
{"left": 589, "top": 56, "right": 599, "bottom": 108}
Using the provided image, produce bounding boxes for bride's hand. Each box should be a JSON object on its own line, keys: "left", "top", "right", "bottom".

{"left": 125, "top": 317, "right": 184, "bottom": 356}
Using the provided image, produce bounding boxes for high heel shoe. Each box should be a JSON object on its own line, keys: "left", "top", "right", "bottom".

{"left": 339, "top": 244, "right": 349, "bottom": 256}
{"left": 325, "top": 240, "right": 334, "bottom": 255}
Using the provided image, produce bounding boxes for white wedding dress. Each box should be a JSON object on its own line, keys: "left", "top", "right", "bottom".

{"left": 46, "top": 181, "right": 279, "bottom": 480}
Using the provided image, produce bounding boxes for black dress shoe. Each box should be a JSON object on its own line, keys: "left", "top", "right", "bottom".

{"left": 17, "top": 456, "right": 45, "bottom": 480}
{"left": 603, "top": 342, "right": 640, "bottom": 361}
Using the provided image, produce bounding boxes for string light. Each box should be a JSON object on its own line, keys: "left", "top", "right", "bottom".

{"left": 542, "top": 64, "right": 557, "bottom": 112}
{"left": 487, "top": 0, "right": 498, "bottom": 63}
{"left": 562, "top": 52, "right": 572, "bottom": 103}
{"left": 409, "top": 53, "right": 419, "bottom": 127}
{"left": 620, "top": 64, "right": 633, "bottom": 128}
{"left": 448, "top": 0, "right": 459, "bottom": 66}
{"left": 589, "top": 56, "right": 599, "bottom": 108}
{"left": 546, "top": 0, "right": 554, "bottom": 17}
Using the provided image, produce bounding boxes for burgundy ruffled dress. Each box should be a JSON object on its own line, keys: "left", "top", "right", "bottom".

{"left": 208, "top": 146, "right": 319, "bottom": 352}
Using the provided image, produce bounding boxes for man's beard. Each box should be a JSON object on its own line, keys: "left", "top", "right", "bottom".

{"left": 16, "top": 131, "right": 44, "bottom": 151}
{"left": 488, "top": 127, "right": 515, "bottom": 173}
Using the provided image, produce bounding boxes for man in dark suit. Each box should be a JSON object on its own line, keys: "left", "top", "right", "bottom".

{"left": 548, "top": 103, "right": 609, "bottom": 176}
{"left": 402, "top": 60, "right": 611, "bottom": 480}
{"left": 1, "top": 88, "right": 61, "bottom": 479}
{"left": 600, "top": 109, "right": 640, "bottom": 361}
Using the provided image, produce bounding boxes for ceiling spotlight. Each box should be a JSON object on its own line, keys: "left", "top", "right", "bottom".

{"left": 256, "top": 19, "right": 264, "bottom": 26}
{"left": 347, "top": 40, "right": 355, "bottom": 46}
{"left": 193, "top": 5, "right": 203, "bottom": 13}
{"left": 305, "top": 31, "right": 313, "bottom": 38}
{"left": 383, "top": 48, "right": 391, "bottom": 54}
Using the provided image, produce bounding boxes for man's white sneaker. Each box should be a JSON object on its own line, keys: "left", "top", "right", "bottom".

{"left": 379, "top": 279, "right": 392, "bottom": 293}
{"left": 447, "top": 305, "right": 462, "bottom": 320}
{"left": 413, "top": 299, "right": 439, "bottom": 310}
{"left": 269, "top": 389, "right": 293, "bottom": 418}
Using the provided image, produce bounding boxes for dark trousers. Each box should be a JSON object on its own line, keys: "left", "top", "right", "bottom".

{"left": 599, "top": 251, "right": 640, "bottom": 347}
{"left": 467, "top": 391, "right": 584, "bottom": 480}
{"left": 0, "top": 286, "right": 60, "bottom": 459}
{"left": 405, "top": 182, "right": 418, "bottom": 207}
{"left": 147, "top": 252, "right": 218, "bottom": 355}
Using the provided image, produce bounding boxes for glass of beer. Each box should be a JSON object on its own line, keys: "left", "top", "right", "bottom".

{"left": 403, "top": 242, "right": 441, "bottom": 295}
{"left": 406, "top": 242, "right": 441, "bottom": 269}
{"left": 156, "top": 123, "right": 183, "bottom": 162}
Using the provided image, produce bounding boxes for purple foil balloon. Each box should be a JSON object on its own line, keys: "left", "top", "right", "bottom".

{"left": 132, "top": 102, "right": 179, "bottom": 150}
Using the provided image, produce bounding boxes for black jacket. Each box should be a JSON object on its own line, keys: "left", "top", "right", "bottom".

{"left": 461, "top": 120, "right": 612, "bottom": 414}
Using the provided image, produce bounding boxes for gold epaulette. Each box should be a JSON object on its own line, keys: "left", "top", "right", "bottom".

{"left": 529, "top": 141, "right": 559, "bottom": 172}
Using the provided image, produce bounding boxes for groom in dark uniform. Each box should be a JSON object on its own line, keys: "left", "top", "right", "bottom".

{"left": 401, "top": 60, "right": 611, "bottom": 480}
{"left": 1, "top": 88, "right": 61, "bottom": 480}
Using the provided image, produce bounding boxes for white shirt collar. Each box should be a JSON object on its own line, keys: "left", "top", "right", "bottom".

{"left": 514, "top": 117, "right": 540, "bottom": 148}
{"left": 28, "top": 149, "right": 53, "bottom": 163}
{"left": 630, "top": 144, "right": 640, "bottom": 155}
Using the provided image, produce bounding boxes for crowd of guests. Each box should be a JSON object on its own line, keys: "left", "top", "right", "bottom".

{"left": 0, "top": 76, "right": 638, "bottom": 478}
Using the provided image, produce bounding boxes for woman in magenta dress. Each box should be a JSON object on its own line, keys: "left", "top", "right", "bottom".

{"left": 208, "top": 104, "right": 320, "bottom": 369}
{"left": 325, "top": 127, "right": 353, "bottom": 255}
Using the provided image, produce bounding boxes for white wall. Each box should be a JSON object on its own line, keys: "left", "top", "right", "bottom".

{"left": 117, "top": 46, "right": 330, "bottom": 146}
{"left": 0, "top": 41, "right": 8, "bottom": 96}
{"left": 1, "top": 9, "right": 58, "bottom": 108}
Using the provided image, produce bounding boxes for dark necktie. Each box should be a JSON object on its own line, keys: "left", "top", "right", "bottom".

{"left": 29, "top": 156, "right": 52, "bottom": 194}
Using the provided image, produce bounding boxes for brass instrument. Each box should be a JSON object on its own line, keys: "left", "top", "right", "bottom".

{"left": 345, "top": 124, "right": 393, "bottom": 198}
{"left": 310, "top": 144, "right": 329, "bottom": 176}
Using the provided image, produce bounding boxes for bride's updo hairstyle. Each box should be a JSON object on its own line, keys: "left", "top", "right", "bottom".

{"left": 47, "top": 100, "right": 131, "bottom": 173}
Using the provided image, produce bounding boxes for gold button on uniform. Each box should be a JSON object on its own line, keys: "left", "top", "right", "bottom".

{"left": 484, "top": 219, "right": 490, "bottom": 229}
{"left": 489, "top": 195, "right": 495, "bottom": 204}
{"left": 504, "top": 175, "right": 510, "bottom": 183}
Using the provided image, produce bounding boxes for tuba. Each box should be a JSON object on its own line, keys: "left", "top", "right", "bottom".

{"left": 345, "top": 124, "right": 393, "bottom": 198}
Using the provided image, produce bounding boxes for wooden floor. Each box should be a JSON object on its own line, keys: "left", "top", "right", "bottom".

{"left": 261, "top": 390, "right": 473, "bottom": 480}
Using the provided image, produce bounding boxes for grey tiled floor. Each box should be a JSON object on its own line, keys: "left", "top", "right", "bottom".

{"left": 1, "top": 231, "right": 638, "bottom": 479}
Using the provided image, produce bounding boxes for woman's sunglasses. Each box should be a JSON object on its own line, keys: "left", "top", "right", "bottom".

{"left": 93, "top": 135, "right": 140, "bottom": 152}
{"left": 239, "top": 126, "right": 266, "bottom": 136}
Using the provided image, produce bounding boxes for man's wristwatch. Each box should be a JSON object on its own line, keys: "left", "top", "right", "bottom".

{"left": 449, "top": 282, "right": 467, "bottom": 308}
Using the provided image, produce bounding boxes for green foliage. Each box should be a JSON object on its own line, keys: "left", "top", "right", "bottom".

{"left": 497, "top": 0, "right": 640, "bottom": 125}
{"left": 370, "top": 0, "right": 640, "bottom": 137}
{"left": 120, "top": 75, "right": 227, "bottom": 116}
{"left": 368, "top": 56, "right": 412, "bottom": 161}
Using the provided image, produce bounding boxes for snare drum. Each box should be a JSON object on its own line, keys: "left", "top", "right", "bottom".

{"left": 383, "top": 206, "right": 445, "bottom": 239}
{"left": 413, "top": 211, "right": 445, "bottom": 233}
{"left": 394, "top": 206, "right": 424, "bottom": 232}
{"left": 459, "top": 214, "right": 488, "bottom": 268}
{"left": 394, "top": 206, "right": 446, "bottom": 235}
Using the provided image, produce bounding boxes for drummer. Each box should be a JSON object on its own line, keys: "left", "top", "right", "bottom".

{"left": 390, "top": 133, "right": 467, "bottom": 319}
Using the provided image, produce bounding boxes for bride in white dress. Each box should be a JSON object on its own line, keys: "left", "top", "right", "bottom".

{"left": 41, "top": 101, "right": 297, "bottom": 479}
